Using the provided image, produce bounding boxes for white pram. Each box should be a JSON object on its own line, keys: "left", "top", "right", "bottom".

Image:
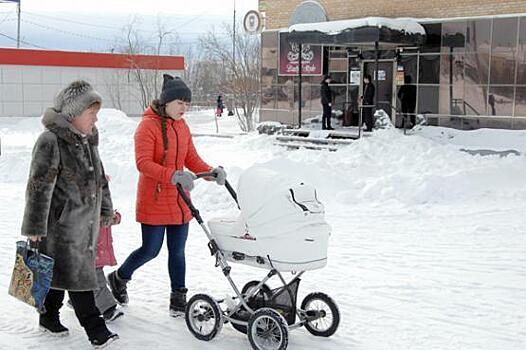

{"left": 208, "top": 166, "right": 331, "bottom": 272}
{"left": 177, "top": 167, "right": 340, "bottom": 350}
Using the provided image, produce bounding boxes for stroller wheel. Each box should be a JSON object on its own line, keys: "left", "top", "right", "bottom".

{"left": 231, "top": 281, "right": 273, "bottom": 334}
{"left": 300, "top": 292, "right": 340, "bottom": 337}
{"left": 242, "top": 280, "right": 273, "bottom": 299}
{"left": 248, "top": 308, "right": 288, "bottom": 350}
{"left": 185, "top": 294, "right": 223, "bottom": 341}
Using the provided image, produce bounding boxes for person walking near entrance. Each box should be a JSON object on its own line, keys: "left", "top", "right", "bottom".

{"left": 397, "top": 75, "right": 417, "bottom": 127}
{"left": 216, "top": 95, "right": 224, "bottom": 117}
{"left": 360, "top": 74, "right": 375, "bottom": 131}
{"left": 320, "top": 74, "right": 334, "bottom": 130}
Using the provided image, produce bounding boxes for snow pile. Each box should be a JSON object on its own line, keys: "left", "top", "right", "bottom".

{"left": 289, "top": 17, "right": 426, "bottom": 35}
{"left": 1, "top": 109, "right": 526, "bottom": 350}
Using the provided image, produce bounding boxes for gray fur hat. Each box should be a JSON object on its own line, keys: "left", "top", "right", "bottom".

{"left": 54, "top": 80, "right": 102, "bottom": 121}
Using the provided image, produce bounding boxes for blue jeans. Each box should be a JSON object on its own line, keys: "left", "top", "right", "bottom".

{"left": 118, "top": 223, "right": 189, "bottom": 292}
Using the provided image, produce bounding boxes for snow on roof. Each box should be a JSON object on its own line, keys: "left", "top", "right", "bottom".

{"left": 288, "top": 17, "right": 426, "bottom": 35}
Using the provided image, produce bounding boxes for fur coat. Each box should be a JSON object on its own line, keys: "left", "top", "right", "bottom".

{"left": 21, "top": 108, "right": 113, "bottom": 291}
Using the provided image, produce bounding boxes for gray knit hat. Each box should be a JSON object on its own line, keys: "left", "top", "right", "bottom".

{"left": 54, "top": 80, "right": 102, "bottom": 121}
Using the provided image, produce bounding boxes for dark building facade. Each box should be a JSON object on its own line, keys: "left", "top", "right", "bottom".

{"left": 259, "top": 0, "right": 526, "bottom": 129}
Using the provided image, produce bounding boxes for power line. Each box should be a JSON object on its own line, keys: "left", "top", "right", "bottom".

{"left": 0, "top": 31, "right": 47, "bottom": 49}
{"left": 20, "top": 18, "right": 115, "bottom": 43}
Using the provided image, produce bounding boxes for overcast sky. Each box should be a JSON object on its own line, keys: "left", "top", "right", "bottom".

{"left": 0, "top": 0, "right": 259, "bottom": 51}
{"left": 9, "top": 0, "right": 258, "bottom": 16}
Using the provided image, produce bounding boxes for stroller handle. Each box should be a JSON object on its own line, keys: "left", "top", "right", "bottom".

{"left": 175, "top": 171, "right": 239, "bottom": 224}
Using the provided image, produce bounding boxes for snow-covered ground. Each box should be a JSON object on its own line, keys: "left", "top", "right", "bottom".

{"left": 1, "top": 109, "right": 525, "bottom": 350}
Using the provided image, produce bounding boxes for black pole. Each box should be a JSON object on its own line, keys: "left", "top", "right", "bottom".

{"left": 16, "top": 2, "right": 21, "bottom": 48}
{"left": 449, "top": 46, "right": 453, "bottom": 115}
{"left": 298, "top": 42, "right": 302, "bottom": 128}
{"left": 374, "top": 41, "right": 379, "bottom": 110}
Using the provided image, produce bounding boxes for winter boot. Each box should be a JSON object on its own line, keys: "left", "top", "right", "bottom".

{"left": 90, "top": 329, "right": 119, "bottom": 349}
{"left": 169, "top": 288, "right": 188, "bottom": 317}
{"left": 107, "top": 271, "right": 129, "bottom": 305}
{"left": 102, "top": 306, "right": 124, "bottom": 323}
{"left": 39, "top": 314, "right": 69, "bottom": 336}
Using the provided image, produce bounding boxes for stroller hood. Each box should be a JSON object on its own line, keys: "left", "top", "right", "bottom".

{"left": 236, "top": 166, "right": 331, "bottom": 238}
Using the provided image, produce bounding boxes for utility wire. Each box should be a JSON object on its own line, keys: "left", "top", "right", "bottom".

{"left": 20, "top": 18, "right": 115, "bottom": 42}
{"left": 0, "top": 31, "right": 48, "bottom": 49}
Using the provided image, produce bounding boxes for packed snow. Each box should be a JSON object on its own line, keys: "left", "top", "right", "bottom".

{"left": 1, "top": 108, "right": 525, "bottom": 350}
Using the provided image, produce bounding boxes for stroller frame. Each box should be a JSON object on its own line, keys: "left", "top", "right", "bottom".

{"left": 177, "top": 172, "right": 340, "bottom": 350}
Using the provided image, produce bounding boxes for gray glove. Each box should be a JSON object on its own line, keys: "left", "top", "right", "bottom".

{"left": 211, "top": 166, "right": 227, "bottom": 186}
{"left": 171, "top": 170, "right": 196, "bottom": 191}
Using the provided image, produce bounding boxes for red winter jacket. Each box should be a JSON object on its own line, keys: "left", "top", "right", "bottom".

{"left": 135, "top": 107, "right": 211, "bottom": 225}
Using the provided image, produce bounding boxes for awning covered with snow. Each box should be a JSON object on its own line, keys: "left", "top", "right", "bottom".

{"left": 287, "top": 17, "right": 426, "bottom": 47}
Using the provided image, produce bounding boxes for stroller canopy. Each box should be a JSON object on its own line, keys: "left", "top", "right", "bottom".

{"left": 236, "top": 166, "right": 330, "bottom": 239}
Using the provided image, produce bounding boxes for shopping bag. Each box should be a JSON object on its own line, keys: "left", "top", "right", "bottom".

{"left": 8, "top": 240, "right": 54, "bottom": 313}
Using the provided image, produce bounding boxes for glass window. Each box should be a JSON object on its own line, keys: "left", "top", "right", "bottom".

{"left": 329, "top": 58, "right": 347, "bottom": 72}
{"left": 439, "top": 84, "right": 464, "bottom": 115}
{"left": 421, "top": 23, "right": 442, "bottom": 53}
{"left": 419, "top": 55, "right": 440, "bottom": 84}
{"left": 399, "top": 55, "right": 418, "bottom": 84}
{"left": 276, "top": 82, "right": 294, "bottom": 110}
{"left": 514, "top": 86, "right": 526, "bottom": 117}
{"left": 262, "top": 31, "right": 278, "bottom": 70}
{"left": 464, "top": 52, "right": 489, "bottom": 85}
{"left": 517, "top": 17, "right": 526, "bottom": 84}
{"left": 488, "top": 86, "right": 514, "bottom": 116}
{"left": 490, "top": 18, "right": 518, "bottom": 85}
{"left": 418, "top": 85, "right": 439, "bottom": 114}
{"left": 440, "top": 53, "right": 464, "bottom": 85}
{"left": 464, "top": 83, "right": 488, "bottom": 116}
{"left": 492, "top": 18, "right": 518, "bottom": 51}
{"left": 442, "top": 21, "right": 466, "bottom": 53}
{"left": 490, "top": 50, "right": 516, "bottom": 85}
{"left": 261, "top": 85, "right": 277, "bottom": 110}
{"left": 466, "top": 19, "right": 491, "bottom": 53}
{"left": 262, "top": 68, "right": 278, "bottom": 85}
{"left": 307, "top": 84, "right": 322, "bottom": 111}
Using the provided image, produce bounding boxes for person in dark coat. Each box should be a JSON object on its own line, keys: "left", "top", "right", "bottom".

{"left": 360, "top": 74, "right": 375, "bottom": 131}
{"left": 216, "top": 95, "right": 224, "bottom": 117}
{"left": 320, "top": 74, "right": 334, "bottom": 130}
{"left": 21, "top": 80, "right": 118, "bottom": 347}
{"left": 397, "top": 75, "right": 417, "bottom": 127}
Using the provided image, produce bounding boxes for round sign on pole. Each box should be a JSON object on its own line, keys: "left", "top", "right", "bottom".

{"left": 243, "top": 10, "right": 261, "bottom": 34}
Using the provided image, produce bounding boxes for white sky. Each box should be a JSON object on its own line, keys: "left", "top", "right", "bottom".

{"left": 9, "top": 0, "right": 258, "bottom": 16}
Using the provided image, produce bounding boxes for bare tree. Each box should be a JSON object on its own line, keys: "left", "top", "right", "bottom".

{"left": 107, "top": 17, "right": 179, "bottom": 110}
{"left": 199, "top": 24, "right": 260, "bottom": 131}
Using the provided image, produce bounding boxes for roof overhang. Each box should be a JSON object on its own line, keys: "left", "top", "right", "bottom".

{"left": 287, "top": 17, "right": 426, "bottom": 48}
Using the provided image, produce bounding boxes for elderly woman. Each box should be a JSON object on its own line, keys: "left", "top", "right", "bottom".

{"left": 21, "top": 80, "right": 118, "bottom": 347}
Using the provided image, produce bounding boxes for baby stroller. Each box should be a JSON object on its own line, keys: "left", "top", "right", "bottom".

{"left": 177, "top": 167, "right": 340, "bottom": 350}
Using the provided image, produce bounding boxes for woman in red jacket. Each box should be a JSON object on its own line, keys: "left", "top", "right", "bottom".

{"left": 108, "top": 74, "right": 226, "bottom": 317}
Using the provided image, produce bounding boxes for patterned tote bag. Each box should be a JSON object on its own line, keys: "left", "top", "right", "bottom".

{"left": 8, "top": 241, "right": 54, "bottom": 313}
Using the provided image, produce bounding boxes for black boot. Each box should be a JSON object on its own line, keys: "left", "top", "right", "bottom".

{"left": 39, "top": 289, "right": 69, "bottom": 336}
{"left": 102, "top": 305, "right": 124, "bottom": 323}
{"left": 39, "top": 314, "right": 69, "bottom": 336}
{"left": 69, "top": 291, "right": 118, "bottom": 348}
{"left": 107, "top": 270, "right": 129, "bottom": 305}
{"left": 169, "top": 288, "right": 188, "bottom": 317}
{"left": 90, "top": 329, "right": 119, "bottom": 349}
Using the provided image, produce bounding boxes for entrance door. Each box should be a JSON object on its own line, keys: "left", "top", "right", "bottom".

{"left": 362, "top": 61, "right": 395, "bottom": 117}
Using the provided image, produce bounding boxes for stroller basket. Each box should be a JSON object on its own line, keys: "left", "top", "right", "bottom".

{"left": 232, "top": 277, "right": 301, "bottom": 326}
{"left": 268, "top": 277, "right": 300, "bottom": 325}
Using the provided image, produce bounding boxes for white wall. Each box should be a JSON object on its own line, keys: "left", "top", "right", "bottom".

{"left": 0, "top": 65, "right": 182, "bottom": 118}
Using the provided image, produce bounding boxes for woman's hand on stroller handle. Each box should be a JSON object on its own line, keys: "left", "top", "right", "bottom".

{"left": 171, "top": 170, "right": 197, "bottom": 191}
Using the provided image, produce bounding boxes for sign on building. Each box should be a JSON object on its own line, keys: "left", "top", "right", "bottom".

{"left": 278, "top": 32, "right": 322, "bottom": 76}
